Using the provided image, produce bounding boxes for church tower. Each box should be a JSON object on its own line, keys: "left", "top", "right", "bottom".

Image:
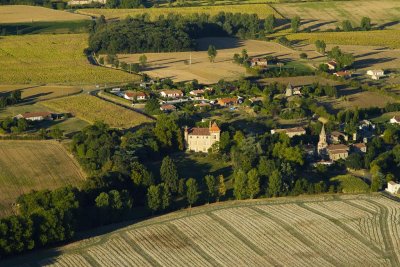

{"left": 285, "top": 83, "right": 293, "bottom": 97}
{"left": 318, "top": 124, "right": 328, "bottom": 156}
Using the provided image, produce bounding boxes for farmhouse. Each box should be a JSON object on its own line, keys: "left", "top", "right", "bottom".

{"left": 334, "top": 71, "right": 352, "bottom": 78}
{"left": 250, "top": 57, "right": 268, "bottom": 68}
{"left": 326, "top": 60, "right": 337, "bottom": 70}
{"left": 184, "top": 122, "right": 221, "bottom": 153}
{"left": 160, "top": 89, "right": 183, "bottom": 98}
{"left": 367, "top": 69, "right": 385, "bottom": 80}
{"left": 353, "top": 143, "right": 367, "bottom": 153}
{"left": 386, "top": 181, "right": 400, "bottom": 194}
{"left": 16, "top": 112, "right": 53, "bottom": 121}
{"left": 327, "top": 144, "right": 349, "bottom": 161}
{"left": 285, "top": 83, "right": 302, "bottom": 97}
{"left": 189, "top": 89, "right": 205, "bottom": 97}
{"left": 389, "top": 116, "right": 400, "bottom": 124}
{"left": 218, "top": 97, "right": 238, "bottom": 106}
{"left": 271, "top": 127, "right": 306, "bottom": 138}
{"left": 124, "top": 91, "right": 147, "bottom": 101}
{"left": 160, "top": 104, "right": 176, "bottom": 112}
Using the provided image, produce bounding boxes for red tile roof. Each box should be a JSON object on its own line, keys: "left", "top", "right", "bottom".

{"left": 210, "top": 122, "right": 220, "bottom": 132}
{"left": 160, "top": 89, "right": 183, "bottom": 95}
{"left": 218, "top": 98, "right": 237, "bottom": 105}
{"left": 125, "top": 91, "right": 146, "bottom": 98}
{"left": 160, "top": 104, "right": 176, "bottom": 110}
{"left": 327, "top": 144, "right": 349, "bottom": 151}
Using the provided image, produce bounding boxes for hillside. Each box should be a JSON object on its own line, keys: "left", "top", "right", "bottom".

{"left": 4, "top": 194, "right": 400, "bottom": 266}
{"left": 0, "top": 5, "right": 89, "bottom": 23}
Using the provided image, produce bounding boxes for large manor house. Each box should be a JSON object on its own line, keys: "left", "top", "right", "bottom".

{"left": 184, "top": 122, "right": 221, "bottom": 152}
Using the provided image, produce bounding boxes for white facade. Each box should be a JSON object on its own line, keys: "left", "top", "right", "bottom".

{"left": 367, "top": 70, "right": 384, "bottom": 80}
{"left": 386, "top": 181, "right": 400, "bottom": 194}
{"left": 160, "top": 90, "right": 183, "bottom": 98}
{"left": 390, "top": 116, "right": 400, "bottom": 124}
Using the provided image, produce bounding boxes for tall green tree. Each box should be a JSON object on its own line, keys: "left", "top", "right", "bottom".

{"left": 342, "top": 20, "right": 353, "bottom": 31}
{"left": 204, "top": 175, "right": 216, "bottom": 203}
{"left": 233, "top": 169, "right": 248, "bottom": 200}
{"left": 160, "top": 156, "right": 179, "bottom": 193}
{"left": 139, "top": 54, "right": 147, "bottom": 67}
{"left": 147, "top": 185, "right": 161, "bottom": 214}
{"left": 208, "top": 45, "right": 217, "bottom": 62}
{"left": 217, "top": 175, "right": 226, "bottom": 201}
{"left": 268, "top": 170, "right": 282, "bottom": 197}
{"left": 161, "top": 183, "right": 171, "bottom": 210}
{"left": 265, "top": 14, "right": 275, "bottom": 34}
{"left": 291, "top": 16, "right": 301, "bottom": 33}
{"left": 186, "top": 178, "right": 198, "bottom": 208}
{"left": 360, "top": 17, "right": 371, "bottom": 31}
{"left": 247, "top": 168, "right": 260, "bottom": 199}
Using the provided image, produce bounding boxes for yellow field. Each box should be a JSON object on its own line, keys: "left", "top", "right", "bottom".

{"left": 78, "top": 4, "right": 281, "bottom": 20}
{"left": 5, "top": 194, "right": 400, "bottom": 266}
{"left": 0, "top": 85, "right": 81, "bottom": 102}
{"left": 284, "top": 30, "right": 400, "bottom": 49}
{"left": 273, "top": 0, "right": 400, "bottom": 30}
{"left": 0, "top": 33, "right": 138, "bottom": 85}
{"left": 0, "top": 5, "right": 90, "bottom": 23}
{"left": 0, "top": 140, "right": 85, "bottom": 217}
{"left": 42, "top": 94, "right": 153, "bottom": 128}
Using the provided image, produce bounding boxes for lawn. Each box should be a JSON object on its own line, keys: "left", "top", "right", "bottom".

{"left": 330, "top": 174, "right": 370, "bottom": 193}
{"left": 0, "top": 33, "right": 138, "bottom": 84}
{"left": 0, "top": 5, "right": 90, "bottom": 23}
{"left": 42, "top": 94, "right": 153, "bottom": 129}
{"left": 78, "top": 4, "right": 281, "bottom": 20}
{"left": 0, "top": 140, "right": 85, "bottom": 217}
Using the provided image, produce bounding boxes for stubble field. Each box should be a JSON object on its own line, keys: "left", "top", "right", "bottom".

{"left": 0, "top": 5, "right": 89, "bottom": 23}
{"left": 0, "top": 140, "right": 85, "bottom": 217}
{"left": 42, "top": 94, "right": 153, "bottom": 128}
{"left": 5, "top": 194, "right": 400, "bottom": 267}
{"left": 0, "top": 85, "right": 82, "bottom": 102}
{"left": 0, "top": 33, "right": 138, "bottom": 85}
{"left": 273, "top": 0, "right": 400, "bottom": 31}
{"left": 119, "top": 37, "right": 315, "bottom": 84}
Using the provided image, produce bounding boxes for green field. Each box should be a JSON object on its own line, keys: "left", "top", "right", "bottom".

{"left": 4, "top": 194, "right": 400, "bottom": 267}
{"left": 0, "top": 140, "right": 85, "bottom": 218}
{"left": 0, "top": 33, "right": 138, "bottom": 85}
{"left": 273, "top": 0, "right": 400, "bottom": 30}
{"left": 78, "top": 4, "right": 281, "bottom": 20}
{"left": 42, "top": 94, "right": 153, "bottom": 129}
{"left": 283, "top": 30, "right": 400, "bottom": 48}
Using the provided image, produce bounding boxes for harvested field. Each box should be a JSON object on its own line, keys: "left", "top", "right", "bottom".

{"left": 78, "top": 4, "right": 280, "bottom": 20}
{"left": 0, "top": 33, "right": 138, "bottom": 84}
{"left": 0, "top": 140, "right": 85, "bottom": 217}
{"left": 42, "top": 95, "right": 153, "bottom": 128}
{"left": 0, "top": 85, "right": 81, "bottom": 102}
{"left": 119, "top": 37, "right": 315, "bottom": 84}
{"left": 285, "top": 30, "right": 400, "bottom": 49}
{"left": 273, "top": 0, "right": 400, "bottom": 31}
{"left": 5, "top": 194, "right": 400, "bottom": 266}
{"left": 0, "top": 5, "right": 89, "bottom": 23}
{"left": 328, "top": 90, "right": 397, "bottom": 110}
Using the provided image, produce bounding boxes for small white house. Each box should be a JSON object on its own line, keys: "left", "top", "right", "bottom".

{"left": 390, "top": 116, "right": 400, "bottom": 124}
{"left": 124, "top": 91, "right": 147, "bottom": 101}
{"left": 386, "top": 181, "right": 400, "bottom": 194}
{"left": 160, "top": 89, "right": 183, "bottom": 98}
{"left": 367, "top": 69, "right": 384, "bottom": 80}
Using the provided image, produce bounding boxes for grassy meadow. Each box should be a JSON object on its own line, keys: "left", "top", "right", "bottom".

{"left": 0, "top": 33, "right": 138, "bottom": 85}
{"left": 4, "top": 194, "right": 400, "bottom": 267}
{"left": 0, "top": 140, "right": 85, "bottom": 217}
{"left": 42, "top": 95, "right": 153, "bottom": 128}
{"left": 78, "top": 4, "right": 281, "bottom": 20}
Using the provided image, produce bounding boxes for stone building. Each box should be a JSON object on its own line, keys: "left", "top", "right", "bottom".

{"left": 184, "top": 122, "right": 221, "bottom": 153}
{"left": 317, "top": 124, "right": 328, "bottom": 157}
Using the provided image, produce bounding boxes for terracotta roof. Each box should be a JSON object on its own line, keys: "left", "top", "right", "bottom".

{"left": 189, "top": 127, "right": 210, "bottom": 136}
{"left": 194, "top": 103, "right": 211, "bottom": 107}
{"left": 160, "top": 104, "right": 176, "bottom": 110}
{"left": 210, "top": 122, "right": 220, "bottom": 132}
{"left": 327, "top": 144, "right": 349, "bottom": 151}
{"left": 388, "top": 181, "right": 398, "bottom": 185}
{"left": 125, "top": 91, "right": 146, "bottom": 97}
{"left": 190, "top": 89, "right": 205, "bottom": 95}
{"left": 251, "top": 57, "right": 267, "bottom": 63}
{"left": 22, "top": 112, "right": 52, "bottom": 118}
{"left": 218, "top": 98, "right": 237, "bottom": 104}
{"left": 329, "top": 149, "right": 349, "bottom": 155}
{"left": 327, "top": 60, "right": 337, "bottom": 66}
{"left": 392, "top": 116, "right": 400, "bottom": 121}
{"left": 334, "top": 71, "right": 351, "bottom": 77}
{"left": 353, "top": 143, "right": 366, "bottom": 148}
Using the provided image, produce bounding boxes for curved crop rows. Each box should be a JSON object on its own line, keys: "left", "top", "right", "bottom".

{"left": 7, "top": 194, "right": 400, "bottom": 267}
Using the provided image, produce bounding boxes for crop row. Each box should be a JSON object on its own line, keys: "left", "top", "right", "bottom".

{"left": 256, "top": 204, "right": 386, "bottom": 266}
{"left": 305, "top": 201, "right": 385, "bottom": 251}
{"left": 212, "top": 207, "right": 333, "bottom": 267}
{"left": 171, "top": 214, "right": 270, "bottom": 266}
{"left": 40, "top": 254, "right": 90, "bottom": 267}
